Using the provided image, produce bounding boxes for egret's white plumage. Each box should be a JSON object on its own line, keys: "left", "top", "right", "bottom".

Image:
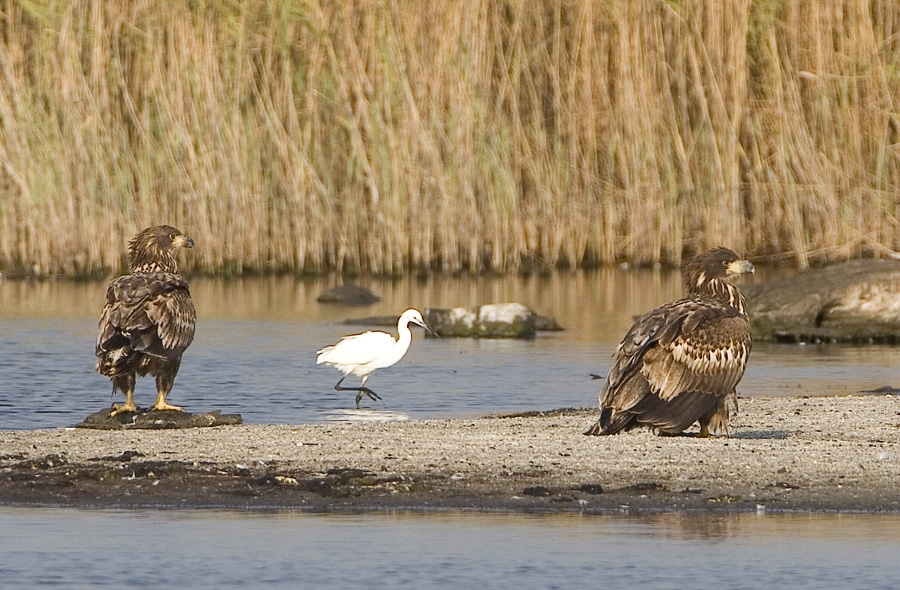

{"left": 316, "top": 309, "right": 430, "bottom": 407}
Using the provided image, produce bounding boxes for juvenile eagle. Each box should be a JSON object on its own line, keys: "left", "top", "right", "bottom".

{"left": 96, "top": 225, "right": 196, "bottom": 416}
{"left": 585, "top": 247, "right": 754, "bottom": 437}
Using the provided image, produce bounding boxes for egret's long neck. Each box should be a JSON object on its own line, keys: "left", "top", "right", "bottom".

{"left": 396, "top": 321, "right": 413, "bottom": 348}
{"left": 381, "top": 318, "right": 414, "bottom": 367}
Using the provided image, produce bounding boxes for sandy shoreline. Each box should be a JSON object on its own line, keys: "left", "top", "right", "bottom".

{"left": 1, "top": 396, "right": 899, "bottom": 513}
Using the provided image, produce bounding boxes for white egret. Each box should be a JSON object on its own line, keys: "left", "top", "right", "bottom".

{"left": 316, "top": 309, "right": 432, "bottom": 408}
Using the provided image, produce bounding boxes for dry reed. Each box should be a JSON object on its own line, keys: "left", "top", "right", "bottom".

{"left": 0, "top": 0, "right": 898, "bottom": 276}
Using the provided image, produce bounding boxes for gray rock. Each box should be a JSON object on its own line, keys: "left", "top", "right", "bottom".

{"left": 317, "top": 285, "right": 381, "bottom": 306}
{"left": 745, "top": 258, "right": 900, "bottom": 342}
{"left": 424, "top": 303, "right": 538, "bottom": 338}
{"left": 76, "top": 408, "right": 242, "bottom": 430}
{"left": 342, "top": 305, "right": 563, "bottom": 337}
{"left": 535, "top": 314, "right": 564, "bottom": 331}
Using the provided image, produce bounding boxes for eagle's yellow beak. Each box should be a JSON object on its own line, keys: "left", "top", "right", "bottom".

{"left": 726, "top": 259, "right": 754, "bottom": 276}
{"left": 173, "top": 235, "right": 195, "bottom": 249}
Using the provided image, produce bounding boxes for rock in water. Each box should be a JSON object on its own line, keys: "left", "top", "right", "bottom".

{"left": 424, "top": 303, "right": 539, "bottom": 338}
{"left": 745, "top": 259, "right": 900, "bottom": 342}
{"left": 477, "top": 303, "right": 536, "bottom": 338}
{"left": 316, "top": 285, "right": 381, "bottom": 306}
{"left": 343, "top": 304, "right": 563, "bottom": 337}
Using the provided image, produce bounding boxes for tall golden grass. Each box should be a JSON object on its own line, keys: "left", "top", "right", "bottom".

{"left": 0, "top": 0, "right": 898, "bottom": 276}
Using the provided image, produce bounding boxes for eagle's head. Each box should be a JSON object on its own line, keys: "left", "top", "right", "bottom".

{"left": 128, "top": 225, "right": 194, "bottom": 274}
{"left": 683, "top": 247, "right": 754, "bottom": 309}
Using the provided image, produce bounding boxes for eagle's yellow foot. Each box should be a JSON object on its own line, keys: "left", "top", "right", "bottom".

{"left": 150, "top": 390, "right": 183, "bottom": 412}
{"left": 697, "top": 424, "right": 712, "bottom": 438}
{"left": 110, "top": 402, "right": 138, "bottom": 417}
{"left": 150, "top": 401, "right": 183, "bottom": 412}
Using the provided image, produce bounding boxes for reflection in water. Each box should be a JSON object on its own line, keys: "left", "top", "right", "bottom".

{"left": 1, "top": 271, "right": 899, "bottom": 430}
{"left": 0, "top": 265, "right": 792, "bottom": 340}
{"left": 1, "top": 507, "right": 900, "bottom": 589}
{"left": 0, "top": 268, "right": 693, "bottom": 340}
{"left": 322, "top": 408, "right": 411, "bottom": 422}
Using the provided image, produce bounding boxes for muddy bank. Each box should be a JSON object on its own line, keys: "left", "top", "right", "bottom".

{"left": 1, "top": 396, "right": 899, "bottom": 513}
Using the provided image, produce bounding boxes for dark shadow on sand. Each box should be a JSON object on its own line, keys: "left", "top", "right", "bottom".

{"left": 731, "top": 430, "right": 791, "bottom": 440}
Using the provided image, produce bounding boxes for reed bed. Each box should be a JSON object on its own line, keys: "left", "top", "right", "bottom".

{"left": 0, "top": 0, "right": 898, "bottom": 276}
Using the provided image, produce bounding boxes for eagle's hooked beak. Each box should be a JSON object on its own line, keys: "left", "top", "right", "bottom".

{"left": 174, "top": 235, "right": 195, "bottom": 249}
{"left": 726, "top": 259, "right": 754, "bottom": 276}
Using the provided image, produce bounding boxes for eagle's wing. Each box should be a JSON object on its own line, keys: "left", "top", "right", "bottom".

{"left": 644, "top": 310, "right": 750, "bottom": 402}
{"left": 601, "top": 298, "right": 751, "bottom": 412}
{"left": 97, "top": 272, "right": 195, "bottom": 360}
{"left": 145, "top": 285, "right": 196, "bottom": 353}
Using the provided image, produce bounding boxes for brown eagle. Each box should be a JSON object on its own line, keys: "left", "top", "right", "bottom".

{"left": 96, "top": 225, "right": 196, "bottom": 416}
{"left": 585, "top": 247, "right": 754, "bottom": 437}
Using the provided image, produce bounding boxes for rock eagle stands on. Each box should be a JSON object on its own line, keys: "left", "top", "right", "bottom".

{"left": 96, "top": 225, "right": 196, "bottom": 416}
{"left": 585, "top": 247, "right": 754, "bottom": 437}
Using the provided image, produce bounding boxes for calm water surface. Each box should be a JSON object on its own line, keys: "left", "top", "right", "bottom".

{"left": 2, "top": 507, "right": 900, "bottom": 589}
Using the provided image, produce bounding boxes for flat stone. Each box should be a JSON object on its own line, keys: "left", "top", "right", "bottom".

{"left": 344, "top": 307, "right": 563, "bottom": 335}
{"left": 745, "top": 259, "right": 900, "bottom": 342}
{"left": 75, "top": 408, "right": 243, "bottom": 430}
{"left": 316, "top": 285, "right": 381, "bottom": 306}
{"left": 424, "top": 302, "right": 540, "bottom": 338}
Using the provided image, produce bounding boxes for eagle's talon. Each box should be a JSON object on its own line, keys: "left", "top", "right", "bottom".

{"left": 110, "top": 403, "right": 138, "bottom": 417}
{"left": 150, "top": 401, "right": 183, "bottom": 412}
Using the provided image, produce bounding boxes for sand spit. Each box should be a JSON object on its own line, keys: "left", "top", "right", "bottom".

{"left": 1, "top": 396, "right": 899, "bottom": 513}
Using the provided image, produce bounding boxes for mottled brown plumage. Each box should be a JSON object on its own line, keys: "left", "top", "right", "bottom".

{"left": 96, "top": 225, "right": 196, "bottom": 416}
{"left": 585, "top": 247, "right": 754, "bottom": 437}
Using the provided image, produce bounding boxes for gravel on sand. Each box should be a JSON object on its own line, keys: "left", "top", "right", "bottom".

{"left": 1, "top": 396, "right": 899, "bottom": 513}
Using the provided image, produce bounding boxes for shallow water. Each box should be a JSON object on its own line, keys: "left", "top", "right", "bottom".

{"left": 2, "top": 507, "right": 900, "bottom": 589}
{"left": 1, "top": 271, "right": 899, "bottom": 430}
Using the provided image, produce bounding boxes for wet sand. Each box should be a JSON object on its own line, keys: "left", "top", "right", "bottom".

{"left": 1, "top": 396, "right": 899, "bottom": 513}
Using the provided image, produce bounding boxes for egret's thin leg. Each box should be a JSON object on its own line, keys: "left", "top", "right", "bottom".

{"left": 334, "top": 375, "right": 382, "bottom": 408}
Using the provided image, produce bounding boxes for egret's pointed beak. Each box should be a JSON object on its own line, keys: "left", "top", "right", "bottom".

{"left": 414, "top": 319, "right": 440, "bottom": 338}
